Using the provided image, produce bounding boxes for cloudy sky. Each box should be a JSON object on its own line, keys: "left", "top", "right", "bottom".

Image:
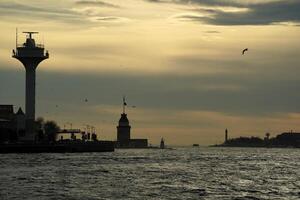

{"left": 1, "top": 0, "right": 300, "bottom": 145}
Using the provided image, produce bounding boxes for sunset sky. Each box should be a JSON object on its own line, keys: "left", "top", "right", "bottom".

{"left": 1, "top": 0, "right": 300, "bottom": 145}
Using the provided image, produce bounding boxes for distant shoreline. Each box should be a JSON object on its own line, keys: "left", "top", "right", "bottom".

{"left": 211, "top": 144, "right": 300, "bottom": 149}
{"left": 211, "top": 132, "right": 300, "bottom": 149}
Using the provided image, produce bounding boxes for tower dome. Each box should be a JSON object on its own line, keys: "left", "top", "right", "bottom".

{"left": 119, "top": 113, "right": 129, "bottom": 124}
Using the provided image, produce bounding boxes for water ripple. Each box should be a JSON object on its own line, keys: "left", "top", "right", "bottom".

{"left": 0, "top": 147, "right": 299, "bottom": 200}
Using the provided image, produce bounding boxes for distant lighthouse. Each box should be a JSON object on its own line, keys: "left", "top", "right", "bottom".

{"left": 12, "top": 31, "right": 49, "bottom": 140}
{"left": 225, "top": 128, "right": 228, "bottom": 143}
{"left": 160, "top": 138, "right": 165, "bottom": 149}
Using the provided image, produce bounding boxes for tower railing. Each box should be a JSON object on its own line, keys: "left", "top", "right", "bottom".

{"left": 12, "top": 48, "right": 49, "bottom": 57}
{"left": 16, "top": 43, "right": 45, "bottom": 48}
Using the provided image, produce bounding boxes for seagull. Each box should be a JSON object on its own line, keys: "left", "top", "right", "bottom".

{"left": 242, "top": 48, "right": 248, "bottom": 55}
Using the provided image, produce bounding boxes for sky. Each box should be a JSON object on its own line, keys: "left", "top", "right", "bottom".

{"left": 0, "top": 0, "right": 300, "bottom": 145}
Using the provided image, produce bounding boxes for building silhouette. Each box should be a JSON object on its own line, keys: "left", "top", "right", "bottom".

{"left": 0, "top": 105, "right": 25, "bottom": 142}
{"left": 12, "top": 31, "right": 49, "bottom": 140}
{"left": 116, "top": 97, "right": 148, "bottom": 148}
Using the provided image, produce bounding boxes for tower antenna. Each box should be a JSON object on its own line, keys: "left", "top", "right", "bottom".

{"left": 16, "top": 27, "right": 18, "bottom": 49}
{"left": 123, "top": 95, "right": 127, "bottom": 114}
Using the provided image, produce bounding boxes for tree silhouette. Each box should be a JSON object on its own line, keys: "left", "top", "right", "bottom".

{"left": 44, "top": 120, "right": 60, "bottom": 142}
{"left": 91, "top": 133, "right": 98, "bottom": 141}
{"left": 35, "top": 117, "right": 45, "bottom": 131}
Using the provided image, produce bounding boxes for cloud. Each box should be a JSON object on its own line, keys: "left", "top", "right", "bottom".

{"left": 75, "top": 0, "right": 121, "bottom": 8}
{"left": 148, "top": 0, "right": 300, "bottom": 25}
{"left": 204, "top": 30, "right": 220, "bottom": 34}
{"left": 0, "top": 1, "right": 125, "bottom": 25}
{"left": 0, "top": 1, "right": 88, "bottom": 24}
{"left": 0, "top": 1, "right": 69, "bottom": 14}
{"left": 96, "top": 16, "right": 130, "bottom": 22}
{"left": 146, "top": 0, "right": 251, "bottom": 7}
{"left": 2, "top": 63, "right": 300, "bottom": 117}
{"left": 180, "top": 1, "right": 300, "bottom": 25}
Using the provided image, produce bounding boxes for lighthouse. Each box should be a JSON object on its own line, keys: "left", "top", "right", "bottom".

{"left": 12, "top": 31, "right": 49, "bottom": 141}
{"left": 117, "top": 96, "right": 131, "bottom": 147}
{"left": 116, "top": 96, "right": 148, "bottom": 148}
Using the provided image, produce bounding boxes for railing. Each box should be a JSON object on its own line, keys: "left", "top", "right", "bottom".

{"left": 57, "top": 129, "right": 82, "bottom": 133}
{"left": 12, "top": 49, "right": 49, "bottom": 57}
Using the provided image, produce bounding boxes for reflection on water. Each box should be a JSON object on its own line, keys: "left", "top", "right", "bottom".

{"left": 0, "top": 147, "right": 299, "bottom": 200}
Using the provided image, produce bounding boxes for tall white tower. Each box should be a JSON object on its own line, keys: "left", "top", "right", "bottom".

{"left": 12, "top": 31, "right": 49, "bottom": 141}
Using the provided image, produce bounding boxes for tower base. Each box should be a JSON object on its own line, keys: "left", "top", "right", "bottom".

{"left": 21, "top": 119, "right": 36, "bottom": 141}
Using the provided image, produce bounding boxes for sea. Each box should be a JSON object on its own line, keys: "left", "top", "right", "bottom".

{"left": 0, "top": 147, "right": 299, "bottom": 200}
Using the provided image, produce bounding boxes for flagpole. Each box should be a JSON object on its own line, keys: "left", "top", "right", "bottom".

{"left": 123, "top": 96, "right": 125, "bottom": 114}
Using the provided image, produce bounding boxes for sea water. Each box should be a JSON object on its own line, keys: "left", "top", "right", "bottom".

{"left": 0, "top": 147, "right": 299, "bottom": 200}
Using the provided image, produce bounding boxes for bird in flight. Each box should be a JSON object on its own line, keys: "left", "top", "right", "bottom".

{"left": 242, "top": 48, "right": 248, "bottom": 55}
{"left": 84, "top": 98, "right": 88, "bottom": 102}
